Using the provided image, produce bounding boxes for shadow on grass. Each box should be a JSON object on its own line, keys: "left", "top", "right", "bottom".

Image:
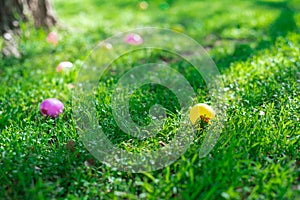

{"left": 215, "top": 0, "right": 298, "bottom": 71}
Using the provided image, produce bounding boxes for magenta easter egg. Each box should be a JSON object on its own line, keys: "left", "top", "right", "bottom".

{"left": 125, "top": 33, "right": 143, "bottom": 45}
{"left": 40, "top": 98, "right": 64, "bottom": 118}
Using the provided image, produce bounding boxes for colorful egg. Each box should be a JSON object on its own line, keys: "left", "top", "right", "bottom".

{"left": 190, "top": 103, "right": 215, "bottom": 124}
{"left": 99, "top": 42, "right": 113, "bottom": 50}
{"left": 40, "top": 98, "right": 64, "bottom": 118}
{"left": 125, "top": 33, "right": 143, "bottom": 45}
{"left": 46, "top": 32, "right": 58, "bottom": 45}
{"left": 138, "top": 1, "right": 148, "bottom": 10}
{"left": 56, "top": 61, "right": 73, "bottom": 73}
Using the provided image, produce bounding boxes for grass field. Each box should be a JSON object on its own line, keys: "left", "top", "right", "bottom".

{"left": 0, "top": 0, "right": 299, "bottom": 199}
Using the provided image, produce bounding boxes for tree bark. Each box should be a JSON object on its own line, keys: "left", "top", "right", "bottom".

{"left": 0, "top": 0, "right": 57, "bottom": 57}
{"left": 27, "top": 0, "right": 57, "bottom": 28}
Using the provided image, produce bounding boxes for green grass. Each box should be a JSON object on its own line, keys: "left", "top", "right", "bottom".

{"left": 0, "top": 0, "right": 300, "bottom": 199}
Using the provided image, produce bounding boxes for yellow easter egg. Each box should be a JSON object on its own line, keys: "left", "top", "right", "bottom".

{"left": 190, "top": 103, "right": 215, "bottom": 124}
{"left": 138, "top": 1, "right": 148, "bottom": 10}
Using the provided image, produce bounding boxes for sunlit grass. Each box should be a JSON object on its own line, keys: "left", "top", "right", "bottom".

{"left": 0, "top": 0, "right": 299, "bottom": 199}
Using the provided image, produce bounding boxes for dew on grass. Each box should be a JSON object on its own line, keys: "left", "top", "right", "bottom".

{"left": 259, "top": 111, "right": 265, "bottom": 116}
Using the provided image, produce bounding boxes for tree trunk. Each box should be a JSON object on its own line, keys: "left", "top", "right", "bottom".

{"left": 27, "top": 0, "right": 57, "bottom": 28}
{"left": 0, "top": 0, "right": 26, "bottom": 34}
{"left": 0, "top": 0, "right": 57, "bottom": 57}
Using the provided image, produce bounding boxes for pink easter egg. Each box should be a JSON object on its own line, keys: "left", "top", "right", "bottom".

{"left": 125, "top": 33, "right": 143, "bottom": 45}
{"left": 56, "top": 61, "right": 73, "bottom": 73}
{"left": 40, "top": 98, "right": 64, "bottom": 118}
{"left": 46, "top": 32, "right": 58, "bottom": 45}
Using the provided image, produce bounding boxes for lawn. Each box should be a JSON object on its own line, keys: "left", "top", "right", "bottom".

{"left": 0, "top": 0, "right": 299, "bottom": 199}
